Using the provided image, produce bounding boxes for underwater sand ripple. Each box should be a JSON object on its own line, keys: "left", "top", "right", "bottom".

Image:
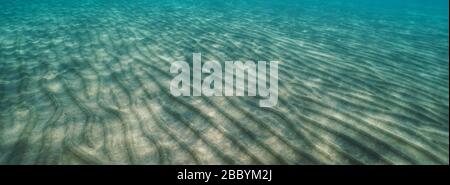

{"left": 0, "top": 0, "right": 448, "bottom": 164}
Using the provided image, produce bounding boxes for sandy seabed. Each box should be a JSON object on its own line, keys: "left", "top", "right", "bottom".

{"left": 0, "top": 0, "right": 448, "bottom": 164}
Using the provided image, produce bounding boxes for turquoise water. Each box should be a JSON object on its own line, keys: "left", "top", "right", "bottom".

{"left": 0, "top": 0, "right": 448, "bottom": 164}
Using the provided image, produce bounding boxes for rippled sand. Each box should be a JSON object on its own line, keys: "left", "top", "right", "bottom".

{"left": 0, "top": 0, "right": 448, "bottom": 164}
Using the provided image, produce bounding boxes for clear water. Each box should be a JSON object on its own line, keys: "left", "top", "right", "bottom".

{"left": 0, "top": 0, "right": 448, "bottom": 164}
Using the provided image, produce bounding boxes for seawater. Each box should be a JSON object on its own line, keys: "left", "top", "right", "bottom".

{"left": 0, "top": 0, "right": 448, "bottom": 164}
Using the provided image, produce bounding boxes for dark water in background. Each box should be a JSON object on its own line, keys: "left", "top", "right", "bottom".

{"left": 0, "top": 0, "right": 448, "bottom": 164}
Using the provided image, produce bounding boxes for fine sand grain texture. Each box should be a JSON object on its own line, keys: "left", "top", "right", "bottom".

{"left": 0, "top": 0, "right": 448, "bottom": 164}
